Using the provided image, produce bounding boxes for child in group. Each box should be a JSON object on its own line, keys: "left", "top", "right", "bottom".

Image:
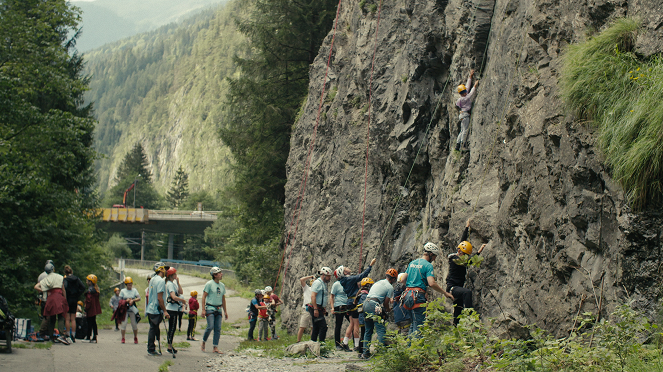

{"left": 187, "top": 291, "right": 199, "bottom": 341}
{"left": 356, "top": 278, "right": 373, "bottom": 357}
{"left": 257, "top": 294, "right": 270, "bottom": 341}
{"left": 84, "top": 274, "right": 101, "bottom": 343}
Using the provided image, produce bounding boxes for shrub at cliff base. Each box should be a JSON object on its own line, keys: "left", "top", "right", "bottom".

{"left": 368, "top": 299, "right": 663, "bottom": 372}
{"left": 561, "top": 18, "right": 663, "bottom": 210}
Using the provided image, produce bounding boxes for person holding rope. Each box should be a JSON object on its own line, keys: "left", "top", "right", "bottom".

{"left": 447, "top": 218, "right": 487, "bottom": 325}
{"left": 361, "top": 269, "right": 398, "bottom": 359}
{"left": 330, "top": 274, "right": 351, "bottom": 351}
{"left": 454, "top": 69, "right": 479, "bottom": 152}
{"left": 201, "top": 267, "right": 227, "bottom": 353}
{"left": 334, "top": 258, "right": 376, "bottom": 350}
{"left": 309, "top": 266, "right": 333, "bottom": 343}
{"left": 146, "top": 262, "right": 169, "bottom": 356}
{"left": 400, "top": 242, "right": 454, "bottom": 338}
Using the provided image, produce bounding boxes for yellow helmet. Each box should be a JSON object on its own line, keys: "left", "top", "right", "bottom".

{"left": 124, "top": 277, "right": 133, "bottom": 284}
{"left": 457, "top": 84, "right": 467, "bottom": 93}
{"left": 458, "top": 241, "right": 473, "bottom": 255}
{"left": 191, "top": 291, "right": 198, "bottom": 297}
{"left": 86, "top": 274, "right": 97, "bottom": 284}
{"left": 77, "top": 301, "right": 84, "bottom": 306}
{"left": 114, "top": 287, "right": 119, "bottom": 293}
{"left": 360, "top": 277, "right": 374, "bottom": 287}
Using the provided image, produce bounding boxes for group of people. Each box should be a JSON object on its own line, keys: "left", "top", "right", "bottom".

{"left": 144, "top": 262, "right": 227, "bottom": 356}
{"left": 293, "top": 219, "right": 486, "bottom": 359}
{"left": 34, "top": 261, "right": 102, "bottom": 345}
{"left": 247, "top": 286, "right": 283, "bottom": 341}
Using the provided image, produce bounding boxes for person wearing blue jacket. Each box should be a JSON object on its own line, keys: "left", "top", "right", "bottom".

{"left": 334, "top": 257, "right": 376, "bottom": 350}
{"left": 392, "top": 273, "right": 411, "bottom": 336}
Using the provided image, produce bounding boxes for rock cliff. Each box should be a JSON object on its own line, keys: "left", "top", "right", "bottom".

{"left": 280, "top": 0, "right": 663, "bottom": 335}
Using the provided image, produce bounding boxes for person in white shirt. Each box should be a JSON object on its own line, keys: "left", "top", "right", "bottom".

{"left": 297, "top": 274, "right": 315, "bottom": 342}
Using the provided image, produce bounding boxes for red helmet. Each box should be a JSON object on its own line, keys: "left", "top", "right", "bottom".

{"left": 386, "top": 268, "right": 398, "bottom": 278}
{"left": 166, "top": 267, "right": 177, "bottom": 277}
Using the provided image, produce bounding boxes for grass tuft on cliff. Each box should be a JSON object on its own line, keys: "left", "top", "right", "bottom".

{"left": 561, "top": 18, "right": 663, "bottom": 210}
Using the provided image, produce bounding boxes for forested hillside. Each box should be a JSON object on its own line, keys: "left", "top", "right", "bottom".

{"left": 85, "top": 0, "right": 247, "bottom": 199}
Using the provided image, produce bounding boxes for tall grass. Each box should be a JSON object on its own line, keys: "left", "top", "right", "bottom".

{"left": 561, "top": 18, "right": 663, "bottom": 210}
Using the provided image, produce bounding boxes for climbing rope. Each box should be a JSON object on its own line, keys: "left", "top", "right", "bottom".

{"left": 276, "top": 0, "right": 344, "bottom": 298}
{"left": 358, "top": 0, "right": 385, "bottom": 272}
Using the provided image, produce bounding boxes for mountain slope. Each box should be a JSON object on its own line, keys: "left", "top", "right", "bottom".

{"left": 85, "top": 0, "right": 248, "bottom": 198}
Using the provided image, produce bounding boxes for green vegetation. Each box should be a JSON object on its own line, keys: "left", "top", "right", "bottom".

{"left": 166, "top": 166, "right": 190, "bottom": 209}
{"left": 103, "top": 142, "right": 163, "bottom": 209}
{"left": 561, "top": 18, "right": 663, "bottom": 209}
{"left": 0, "top": 0, "right": 110, "bottom": 317}
{"left": 370, "top": 299, "right": 663, "bottom": 372}
{"left": 158, "top": 360, "right": 173, "bottom": 372}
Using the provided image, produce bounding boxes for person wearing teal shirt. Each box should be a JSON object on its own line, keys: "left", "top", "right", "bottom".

{"left": 400, "top": 243, "right": 453, "bottom": 338}
{"left": 309, "top": 266, "right": 332, "bottom": 342}
{"left": 146, "top": 262, "right": 169, "bottom": 356}
{"left": 330, "top": 280, "right": 350, "bottom": 351}
{"left": 165, "top": 268, "right": 186, "bottom": 355}
{"left": 201, "top": 267, "right": 227, "bottom": 354}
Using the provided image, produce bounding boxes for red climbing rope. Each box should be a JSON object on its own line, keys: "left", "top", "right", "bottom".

{"left": 358, "top": 0, "right": 384, "bottom": 272}
{"left": 277, "top": 0, "right": 343, "bottom": 298}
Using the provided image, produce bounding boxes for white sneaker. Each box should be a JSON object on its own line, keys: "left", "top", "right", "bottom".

{"left": 57, "top": 335, "right": 70, "bottom": 345}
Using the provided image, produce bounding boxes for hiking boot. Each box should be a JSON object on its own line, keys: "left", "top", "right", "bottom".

{"left": 70, "top": 335, "right": 76, "bottom": 343}
{"left": 167, "top": 348, "right": 177, "bottom": 355}
{"left": 343, "top": 344, "right": 353, "bottom": 352}
{"left": 147, "top": 350, "right": 161, "bottom": 356}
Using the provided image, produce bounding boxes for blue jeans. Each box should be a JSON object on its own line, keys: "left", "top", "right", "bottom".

{"left": 407, "top": 291, "right": 427, "bottom": 338}
{"left": 362, "top": 300, "right": 386, "bottom": 356}
{"left": 203, "top": 310, "right": 222, "bottom": 346}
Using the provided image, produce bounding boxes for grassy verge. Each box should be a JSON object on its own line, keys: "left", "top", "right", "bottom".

{"left": 158, "top": 360, "right": 173, "bottom": 372}
{"left": 561, "top": 18, "right": 663, "bottom": 209}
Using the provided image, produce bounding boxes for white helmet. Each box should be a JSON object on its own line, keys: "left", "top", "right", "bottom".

{"left": 334, "top": 266, "right": 345, "bottom": 279}
{"left": 254, "top": 289, "right": 263, "bottom": 296}
{"left": 264, "top": 286, "right": 273, "bottom": 292}
{"left": 210, "top": 267, "right": 222, "bottom": 277}
{"left": 423, "top": 242, "right": 440, "bottom": 255}
{"left": 318, "top": 266, "right": 332, "bottom": 276}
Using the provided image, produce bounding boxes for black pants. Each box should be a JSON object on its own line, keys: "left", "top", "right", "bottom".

{"left": 147, "top": 313, "right": 163, "bottom": 352}
{"left": 333, "top": 308, "right": 348, "bottom": 347}
{"left": 248, "top": 318, "right": 257, "bottom": 340}
{"left": 86, "top": 315, "right": 97, "bottom": 339}
{"left": 167, "top": 310, "right": 178, "bottom": 345}
{"left": 187, "top": 314, "right": 197, "bottom": 338}
{"left": 357, "top": 325, "right": 365, "bottom": 354}
{"left": 47, "top": 314, "right": 65, "bottom": 339}
{"left": 450, "top": 286, "right": 473, "bottom": 325}
{"left": 309, "top": 308, "right": 328, "bottom": 342}
{"left": 177, "top": 311, "right": 183, "bottom": 330}
{"left": 115, "top": 317, "right": 119, "bottom": 330}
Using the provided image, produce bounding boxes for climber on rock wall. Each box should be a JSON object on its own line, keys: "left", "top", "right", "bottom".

{"left": 446, "top": 218, "right": 487, "bottom": 325}
{"left": 455, "top": 69, "right": 479, "bottom": 151}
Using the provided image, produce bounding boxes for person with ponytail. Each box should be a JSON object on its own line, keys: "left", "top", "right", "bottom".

{"left": 84, "top": 274, "right": 101, "bottom": 343}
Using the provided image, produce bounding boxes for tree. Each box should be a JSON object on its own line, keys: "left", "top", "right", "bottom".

{"left": 104, "top": 143, "right": 162, "bottom": 209}
{"left": 166, "top": 165, "right": 189, "bottom": 209}
{"left": 0, "top": 0, "right": 108, "bottom": 315}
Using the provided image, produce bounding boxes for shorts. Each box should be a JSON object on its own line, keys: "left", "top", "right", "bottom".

{"left": 120, "top": 312, "right": 138, "bottom": 331}
{"left": 67, "top": 299, "right": 78, "bottom": 314}
{"left": 298, "top": 307, "right": 312, "bottom": 329}
{"left": 348, "top": 308, "right": 359, "bottom": 319}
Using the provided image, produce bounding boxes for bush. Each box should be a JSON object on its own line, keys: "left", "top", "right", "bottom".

{"left": 561, "top": 18, "right": 663, "bottom": 210}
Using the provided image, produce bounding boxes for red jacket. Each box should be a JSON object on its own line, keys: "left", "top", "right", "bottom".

{"left": 85, "top": 287, "right": 102, "bottom": 317}
{"left": 188, "top": 297, "right": 199, "bottom": 315}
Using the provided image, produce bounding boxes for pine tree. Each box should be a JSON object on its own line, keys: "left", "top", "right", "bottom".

{"left": 115, "top": 142, "right": 153, "bottom": 183}
{"left": 105, "top": 143, "right": 162, "bottom": 208}
{"left": 166, "top": 166, "right": 190, "bottom": 209}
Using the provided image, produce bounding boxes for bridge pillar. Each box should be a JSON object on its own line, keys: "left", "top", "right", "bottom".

{"left": 168, "top": 234, "right": 174, "bottom": 260}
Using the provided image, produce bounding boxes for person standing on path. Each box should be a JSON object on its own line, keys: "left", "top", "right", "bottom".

{"left": 34, "top": 262, "right": 70, "bottom": 345}
{"left": 247, "top": 289, "right": 267, "bottom": 342}
{"left": 309, "top": 266, "right": 333, "bottom": 343}
{"left": 37, "top": 260, "right": 54, "bottom": 340}
{"left": 264, "top": 286, "right": 282, "bottom": 340}
{"left": 361, "top": 269, "right": 398, "bottom": 359}
{"left": 109, "top": 288, "right": 120, "bottom": 331}
{"left": 84, "top": 274, "right": 101, "bottom": 343}
{"left": 119, "top": 277, "right": 141, "bottom": 344}
{"left": 330, "top": 276, "right": 350, "bottom": 351}
{"left": 446, "top": 218, "right": 487, "bottom": 325}
{"left": 201, "top": 267, "right": 227, "bottom": 354}
{"left": 165, "top": 268, "right": 187, "bottom": 355}
{"left": 335, "top": 258, "right": 376, "bottom": 350}
{"left": 454, "top": 69, "right": 479, "bottom": 151}
{"left": 297, "top": 275, "right": 315, "bottom": 342}
{"left": 257, "top": 295, "right": 270, "bottom": 341}
{"left": 187, "top": 291, "right": 199, "bottom": 341}
{"left": 400, "top": 243, "right": 454, "bottom": 338}
{"left": 63, "top": 265, "right": 85, "bottom": 343}
{"left": 146, "top": 262, "right": 169, "bottom": 356}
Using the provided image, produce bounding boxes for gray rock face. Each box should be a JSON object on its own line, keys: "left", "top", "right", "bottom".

{"left": 280, "top": 0, "right": 663, "bottom": 336}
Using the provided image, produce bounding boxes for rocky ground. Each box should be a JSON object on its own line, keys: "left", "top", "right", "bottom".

{"left": 201, "top": 348, "right": 369, "bottom": 372}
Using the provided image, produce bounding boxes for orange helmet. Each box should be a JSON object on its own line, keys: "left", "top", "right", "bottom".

{"left": 191, "top": 291, "right": 198, "bottom": 297}
{"left": 86, "top": 274, "right": 97, "bottom": 284}
{"left": 458, "top": 241, "right": 473, "bottom": 255}
{"left": 386, "top": 268, "right": 398, "bottom": 278}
